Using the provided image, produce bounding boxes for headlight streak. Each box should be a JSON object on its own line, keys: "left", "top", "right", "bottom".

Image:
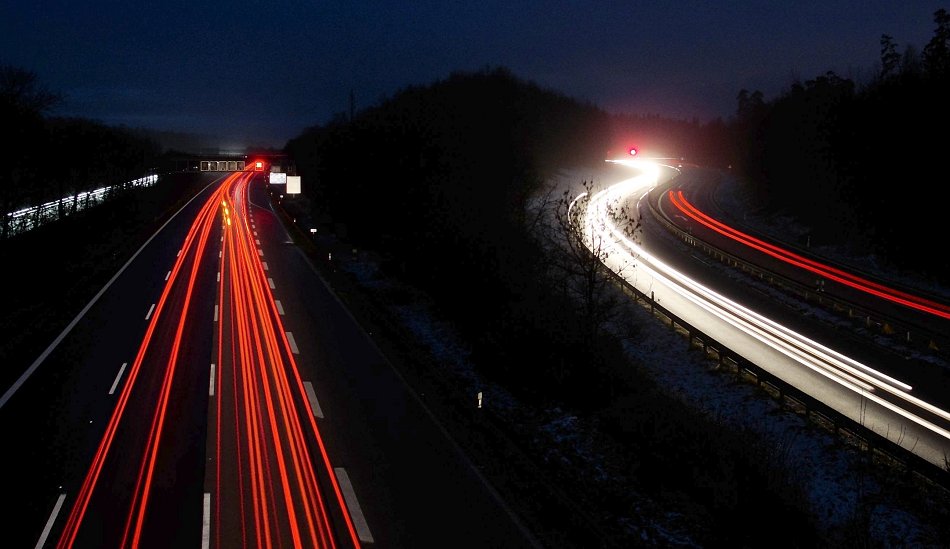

{"left": 668, "top": 190, "right": 950, "bottom": 320}
{"left": 585, "top": 182, "right": 879, "bottom": 394}
{"left": 581, "top": 160, "right": 950, "bottom": 447}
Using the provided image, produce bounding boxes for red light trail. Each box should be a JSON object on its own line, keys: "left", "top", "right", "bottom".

{"left": 668, "top": 190, "right": 950, "bottom": 320}
{"left": 56, "top": 170, "right": 359, "bottom": 548}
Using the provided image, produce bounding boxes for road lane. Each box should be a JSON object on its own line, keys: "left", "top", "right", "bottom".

{"left": 244, "top": 175, "right": 540, "bottom": 547}
{"left": 583, "top": 159, "right": 950, "bottom": 469}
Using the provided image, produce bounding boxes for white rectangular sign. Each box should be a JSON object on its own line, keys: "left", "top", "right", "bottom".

{"left": 286, "top": 175, "right": 301, "bottom": 195}
{"left": 269, "top": 172, "right": 287, "bottom": 184}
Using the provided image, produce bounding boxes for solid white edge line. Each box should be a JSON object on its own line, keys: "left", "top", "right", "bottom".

{"left": 275, "top": 300, "right": 284, "bottom": 315}
{"left": 209, "top": 363, "right": 216, "bottom": 396}
{"left": 109, "top": 362, "right": 128, "bottom": 395}
{"left": 303, "top": 381, "right": 324, "bottom": 418}
{"left": 0, "top": 176, "right": 220, "bottom": 411}
{"left": 201, "top": 492, "right": 211, "bottom": 549}
{"left": 334, "top": 468, "right": 374, "bottom": 543}
{"left": 145, "top": 303, "right": 156, "bottom": 320}
{"left": 286, "top": 331, "right": 299, "bottom": 354}
{"left": 34, "top": 493, "right": 66, "bottom": 549}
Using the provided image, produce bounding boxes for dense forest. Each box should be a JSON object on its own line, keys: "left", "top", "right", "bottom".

{"left": 2, "top": 7, "right": 946, "bottom": 544}
{"left": 285, "top": 67, "right": 826, "bottom": 545}
{"left": 282, "top": 8, "right": 950, "bottom": 544}
{"left": 731, "top": 8, "right": 950, "bottom": 280}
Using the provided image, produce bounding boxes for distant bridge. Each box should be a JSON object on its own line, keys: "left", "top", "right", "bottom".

{"left": 200, "top": 160, "right": 245, "bottom": 171}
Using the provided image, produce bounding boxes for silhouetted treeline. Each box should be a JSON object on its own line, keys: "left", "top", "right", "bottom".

{"left": 284, "top": 67, "right": 731, "bottom": 399}
{"left": 730, "top": 8, "right": 950, "bottom": 279}
{"left": 287, "top": 67, "right": 613, "bottom": 357}
{"left": 0, "top": 65, "right": 162, "bottom": 238}
{"left": 285, "top": 66, "right": 820, "bottom": 545}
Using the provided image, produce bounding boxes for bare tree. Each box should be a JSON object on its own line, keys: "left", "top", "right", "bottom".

{"left": 1, "top": 65, "right": 62, "bottom": 238}
{"left": 0, "top": 65, "right": 61, "bottom": 115}
{"left": 547, "top": 179, "right": 641, "bottom": 343}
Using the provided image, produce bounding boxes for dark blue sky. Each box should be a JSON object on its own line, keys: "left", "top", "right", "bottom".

{"left": 2, "top": 2, "right": 944, "bottom": 149}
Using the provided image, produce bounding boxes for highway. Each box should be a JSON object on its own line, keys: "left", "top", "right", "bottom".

{"left": 3, "top": 170, "right": 538, "bottom": 548}
{"left": 579, "top": 158, "right": 950, "bottom": 470}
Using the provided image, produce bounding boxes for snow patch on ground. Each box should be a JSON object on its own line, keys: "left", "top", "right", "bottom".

{"left": 334, "top": 177, "right": 946, "bottom": 545}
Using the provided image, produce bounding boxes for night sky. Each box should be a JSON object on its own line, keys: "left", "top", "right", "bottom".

{"left": 2, "top": 2, "right": 943, "bottom": 149}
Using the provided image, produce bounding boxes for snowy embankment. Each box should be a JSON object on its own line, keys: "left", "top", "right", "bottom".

{"left": 331, "top": 164, "right": 946, "bottom": 545}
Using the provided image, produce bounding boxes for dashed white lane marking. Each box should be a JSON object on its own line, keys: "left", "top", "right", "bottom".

{"left": 165, "top": 270, "right": 171, "bottom": 281}
{"left": 334, "top": 468, "right": 374, "bottom": 543}
{"left": 209, "top": 363, "right": 216, "bottom": 396}
{"left": 268, "top": 278, "right": 276, "bottom": 289}
{"left": 145, "top": 303, "right": 156, "bottom": 320}
{"left": 257, "top": 249, "right": 263, "bottom": 256}
{"left": 214, "top": 305, "right": 219, "bottom": 322}
{"left": 36, "top": 492, "right": 66, "bottom": 549}
{"left": 286, "top": 331, "right": 299, "bottom": 354}
{"left": 177, "top": 249, "right": 182, "bottom": 257}
{"left": 201, "top": 493, "right": 211, "bottom": 549}
{"left": 217, "top": 271, "right": 220, "bottom": 282}
{"left": 275, "top": 300, "right": 284, "bottom": 315}
{"left": 303, "top": 381, "right": 324, "bottom": 418}
{"left": 256, "top": 239, "right": 261, "bottom": 245}
{"left": 262, "top": 262, "right": 268, "bottom": 271}
{"left": 109, "top": 362, "right": 128, "bottom": 395}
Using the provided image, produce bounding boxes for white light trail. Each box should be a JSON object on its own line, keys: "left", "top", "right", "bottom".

{"left": 581, "top": 159, "right": 950, "bottom": 444}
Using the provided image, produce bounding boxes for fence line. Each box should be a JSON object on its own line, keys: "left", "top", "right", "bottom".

{"left": 602, "top": 188, "right": 950, "bottom": 491}
{"left": 3, "top": 174, "right": 158, "bottom": 238}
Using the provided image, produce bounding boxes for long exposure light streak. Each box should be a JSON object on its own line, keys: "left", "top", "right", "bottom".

{"left": 667, "top": 190, "right": 950, "bottom": 320}
{"left": 56, "top": 169, "right": 359, "bottom": 547}
{"left": 214, "top": 174, "right": 361, "bottom": 548}
{"left": 580, "top": 159, "right": 950, "bottom": 456}
{"left": 57, "top": 174, "right": 230, "bottom": 549}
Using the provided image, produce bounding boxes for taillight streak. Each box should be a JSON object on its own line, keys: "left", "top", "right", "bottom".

{"left": 582, "top": 175, "right": 950, "bottom": 445}
{"left": 122, "top": 180, "right": 225, "bottom": 547}
{"left": 669, "top": 190, "right": 950, "bottom": 319}
{"left": 214, "top": 174, "right": 355, "bottom": 547}
{"left": 57, "top": 172, "right": 236, "bottom": 548}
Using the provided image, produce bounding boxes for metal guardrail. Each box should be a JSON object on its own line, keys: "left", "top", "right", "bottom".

{"left": 646, "top": 180, "right": 949, "bottom": 360}
{"left": 601, "top": 184, "right": 950, "bottom": 490}
{"left": 605, "top": 260, "right": 950, "bottom": 490}
{"left": 3, "top": 174, "right": 159, "bottom": 238}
